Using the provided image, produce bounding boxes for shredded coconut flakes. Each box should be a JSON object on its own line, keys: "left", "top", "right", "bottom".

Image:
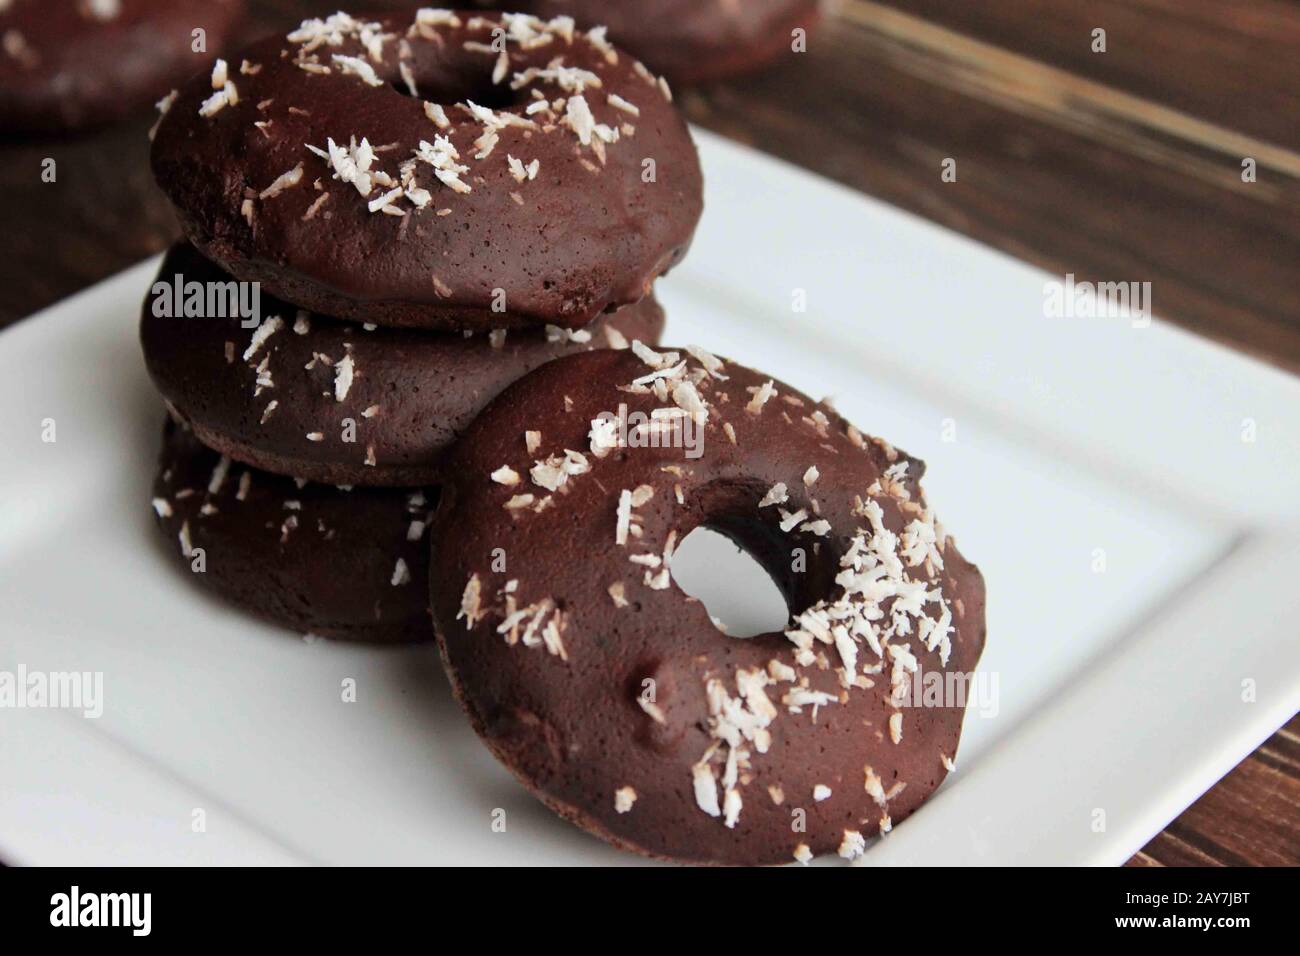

{"left": 614, "top": 787, "right": 637, "bottom": 813}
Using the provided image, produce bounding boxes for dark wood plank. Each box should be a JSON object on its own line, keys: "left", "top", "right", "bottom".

{"left": 0, "top": 118, "right": 175, "bottom": 324}
{"left": 870, "top": 0, "right": 1300, "bottom": 151}
{"left": 1129, "top": 717, "right": 1300, "bottom": 866}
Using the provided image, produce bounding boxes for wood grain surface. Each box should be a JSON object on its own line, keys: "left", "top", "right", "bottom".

{"left": 0, "top": 0, "right": 1294, "bottom": 866}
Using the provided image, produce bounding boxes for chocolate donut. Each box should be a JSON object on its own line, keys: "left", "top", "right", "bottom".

{"left": 0, "top": 0, "right": 244, "bottom": 134}
{"left": 140, "top": 242, "right": 665, "bottom": 487}
{"left": 427, "top": 347, "right": 986, "bottom": 864}
{"left": 515, "top": 1, "right": 823, "bottom": 85}
{"left": 151, "top": 417, "right": 434, "bottom": 643}
{"left": 150, "top": 10, "right": 702, "bottom": 332}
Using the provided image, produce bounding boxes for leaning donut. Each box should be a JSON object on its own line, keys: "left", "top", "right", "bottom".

{"left": 427, "top": 346, "right": 987, "bottom": 865}
{"left": 150, "top": 9, "right": 703, "bottom": 332}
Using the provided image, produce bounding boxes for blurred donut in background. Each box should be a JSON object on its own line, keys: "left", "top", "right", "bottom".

{"left": 456, "top": 0, "right": 822, "bottom": 86}
{"left": 0, "top": 0, "right": 245, "bottom": 133}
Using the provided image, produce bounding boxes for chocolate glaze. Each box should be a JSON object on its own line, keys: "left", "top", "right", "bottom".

{"left": 427, "top": 348, "right": 987, "bottom": 865}
{"left": 0, "top": 0, "right": 244, "bottom": 134}
{"left": 151, "top": 417, "right": 434, "bottom": 643}
{"left": 150, "top": 10, "right": 703, "bottom": 332}
{"left": 140, "top": 242, "right": 665, "bottom": 486}
{"left": 518, "top": 0, "right": 822, "bottom": 85}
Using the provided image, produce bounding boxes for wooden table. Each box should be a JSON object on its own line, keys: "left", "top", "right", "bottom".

{"left": 1, "top": 0, "right": 1295, "bottom": 866}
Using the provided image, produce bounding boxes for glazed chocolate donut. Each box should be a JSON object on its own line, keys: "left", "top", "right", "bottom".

{"left": 151, "top": 418, "right": 435, "bottom": 643}
{"left": 150, "top": 9, "right": 702, "bottom": 332}
{"left": 427, "top": 347, "right": 986, "bottom": 865}
{"left": 140, "top": 242, "right": 665, "bottom": 487}
{"left": 0, "top": 0, "right": 244, "bottom": 133}
{"left": 515, "top": 1, "right": 822, "bottom": 86}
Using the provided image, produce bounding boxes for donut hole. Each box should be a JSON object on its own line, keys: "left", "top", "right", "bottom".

{"left": 390, "top": 60, "right": 527, "bottom": 112}
{"left": 670, "top": 481, "right": 845, "bottom": 640}
{"left": 670, "top": 526, "right": 790, "bottom": 639}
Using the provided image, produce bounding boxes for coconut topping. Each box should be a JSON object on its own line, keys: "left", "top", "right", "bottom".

{"left": 614, "top": 787, "right": 637, "bottom": 813}
{"left": 607, "top": 93, "right": 639, "bottom": 116}
{"left": 530, "top": 450, "right": 590, "bottom": 492}
{"left": 288, "top": 11, "right": 390, "bottom": 52}
{"left": 331, "top": 53, "right": 383, "bottom": 87}
{"left": 588, "top": 415, "right": 620, "bottom": 458}
{"left": 333, "top": 352, "right": 355, "bottom": 401}
{"left": 502, "top": 491, "right": 538, "bottom": 512}
{"left": 495, "top": 596, "right": 568, "bottom": 659}
{"left": 778, "top": 507, "right": 808, "bottom": 533}
{"left": 675, "top": 404, "right": 956, "bottom": 832}
{"left": 491, "top": 465, "right": 521, "bottom": 485}
{"left": 458, "top": 573, "right": 485, "bottom": 628}
{"left": 545, "top": 324, "right": 591, "bottom": 344}
{"left": 390, "top": 558, "right": 411, "bottom": 586}
{"left": 198, "top": 59, "right": 238, "bottom": 117}
{"left": 306, "top": 136, "right": 378, "bottom": 197}
{"left": 207, "top": 455, "right": 231, "bottom": 495}
{"left": 81, "top": 0, "right": 121, "bottom": 21}
{"left": 837, "top": 830, "right": 866, "bottom": 860}
{"left": 242, "top": 315, "right": 283, "bottom": 361}
{"left": 745, "top": 380, "right": 777, "bottom": 415}
{"left": 754, "top": 484, "right": 789, "bottom": 515}
{"left": 149, "top": 89, "right": 177, "bottom": 140}
{"left": 691, "top": 758, "right": 722, "bottom": 817}
{"left": 614, "top": 485, "right": 654, "bottom": 546}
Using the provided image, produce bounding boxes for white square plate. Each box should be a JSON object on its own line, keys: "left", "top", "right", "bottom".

{"left": 2, "top": 131, "right": 1298, "bottom": 865}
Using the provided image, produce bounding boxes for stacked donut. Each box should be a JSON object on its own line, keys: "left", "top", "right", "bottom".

{"left": 142, "top": 9, "right": 699, "bottom": 642}
{"left": 141, "top": 9, "right": 987, "bottom": 866}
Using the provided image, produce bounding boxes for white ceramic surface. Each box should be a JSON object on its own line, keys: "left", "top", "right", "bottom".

{"left": 1, "top": 130, "right": 1297, "bottom": 865}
